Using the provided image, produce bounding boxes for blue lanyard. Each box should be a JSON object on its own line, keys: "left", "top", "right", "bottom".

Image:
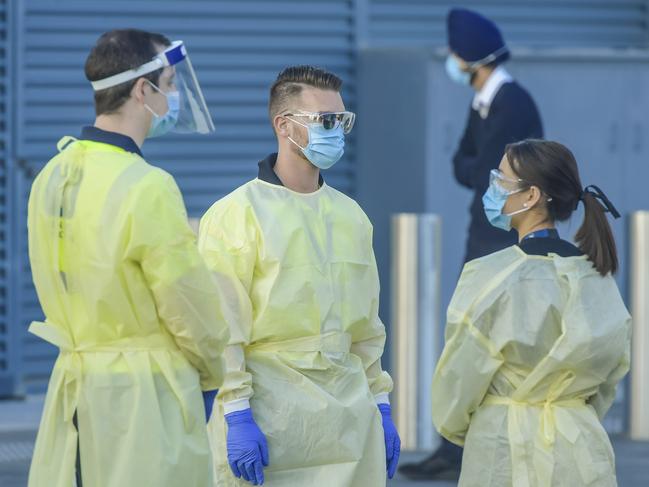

{"left": 522, "top": 228, "right": 559, "bottom": 241}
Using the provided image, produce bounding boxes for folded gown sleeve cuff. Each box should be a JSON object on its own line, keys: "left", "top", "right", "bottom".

{"left": 223, "top": 398, "right": 251, "bottom": 415}
{"left": 375, "top": 393, "right": 390, "bottom": 405}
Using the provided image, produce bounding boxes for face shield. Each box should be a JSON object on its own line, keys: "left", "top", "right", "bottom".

{"left": 90, "top": 41, "right": 215, "bottom": 134}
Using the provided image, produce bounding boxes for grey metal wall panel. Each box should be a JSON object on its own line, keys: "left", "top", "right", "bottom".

{"left": 369, "top": 0, "right": 649, "bottom": 49}
{"left": 0, "top": 0, "right": 14, "bottom": 396}
{"left": 14, "top": 0, "right": 357, "bottom": 392}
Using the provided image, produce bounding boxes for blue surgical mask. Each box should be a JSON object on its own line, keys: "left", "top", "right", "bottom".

{"left": 145, "top": 83, "right": 180, "bottom": 139}
{"left": 287, "top": 120, "right": 345, "bottom": 170}
{"left": 445, "top": 55, "right": 471, "bottom": 86}
{"left": 482, "top": 183, "right": 529, "bottom": 231}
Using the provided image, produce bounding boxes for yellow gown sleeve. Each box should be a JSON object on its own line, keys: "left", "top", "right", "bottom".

{"left": 198, "top": 198, "right": 256, "bottom": 405}
{"left": 431, "top": 264, "right": 505, "bottom": 446}
{"left": 350, "top": 312, "right": 394, "bottom": 400}
{"left": 349, "top": 221, "right": 393, "bottom": 400}
{"left": 588, "top": 319, "right": 632, "bottom": 419}
{"left": 126, "top": 169, "right": 230, "bottom": 391}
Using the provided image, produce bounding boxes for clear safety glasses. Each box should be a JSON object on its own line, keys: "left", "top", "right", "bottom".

{"left": 489, "top": 169, "right": 528, "bottom": 195}
{"left": 285, "top": 110, "right": 356, "bottom": 134}
{"left": 90, "top": 40, "right": 215, "bottom": 134}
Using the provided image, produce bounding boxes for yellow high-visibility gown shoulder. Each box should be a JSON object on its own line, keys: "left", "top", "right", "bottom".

{"left": 27, "top": 138, "right": 230, "bottom": 487}
{"left": 432, "top": 246, "right": 631, "bottom": 487}
{"left": 199, "top": 178, "right": 393, "bottom": 487}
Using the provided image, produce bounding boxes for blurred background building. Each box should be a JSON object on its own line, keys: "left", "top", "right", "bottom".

{"left": 1, "top": 0, "right": 648, "bottom": 442}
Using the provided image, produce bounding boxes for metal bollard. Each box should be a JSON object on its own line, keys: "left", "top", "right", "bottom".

{"left": 630, "top": 211, "right": 649, "bottom": 440}
{"left": 390, "top": 213, "right": 441, "bottom": 450}
{"left": 188, "top": 217, "right": 200, "bottom": 236}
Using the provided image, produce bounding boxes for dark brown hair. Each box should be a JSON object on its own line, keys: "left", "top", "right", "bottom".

{"left": 85, "top": 29, "right": 171, "bottom": 116}
{"left": 268, "top": 65, "right": 342, "bottom": 123}
{"left": 505, "top": 139, "right": 618, "bottom": 276}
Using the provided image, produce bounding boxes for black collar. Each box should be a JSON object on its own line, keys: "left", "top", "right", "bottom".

{"left": 80, "top": 126, "right": 143, "bottom": 157}
{"left": 521, "top": 228, "right": 560, "bottom": 241}
{"left": 518, "top": 236, "right": 584, "bottom": 257}
{"left": 257, "top": 153, "right": 324, "bottom": 187}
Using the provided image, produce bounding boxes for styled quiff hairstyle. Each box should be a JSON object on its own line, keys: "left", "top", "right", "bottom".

{"left": 268, "top": 65, "right": 342, "bottom": 124}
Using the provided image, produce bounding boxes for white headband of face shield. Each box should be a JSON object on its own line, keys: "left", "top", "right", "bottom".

{"left": 90, "top": 41, "right": 186, "bottom": 92}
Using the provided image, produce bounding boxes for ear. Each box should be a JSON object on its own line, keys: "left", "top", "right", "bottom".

{"left": 131, "top": 78, "right": 151, "bottom": 105}
{"left": 526, "top": 186, "right": 543, "bottom": 208}
{"left": 274, "top": 114, "right": 290, "bottom": 137}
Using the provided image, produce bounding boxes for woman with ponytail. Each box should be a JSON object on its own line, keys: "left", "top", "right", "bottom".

{"left": 431, "top": 139, "right": 631, "bottom": 487}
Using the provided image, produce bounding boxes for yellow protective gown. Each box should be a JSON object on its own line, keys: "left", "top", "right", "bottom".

{"left": 432, "top": 246, "right": 631, "bottom": 487}
{"left": 27, "top": 137, "right": 231, "bottom": 487}
{"left": 198, "top": 178, "right": 393, "bottom": 487}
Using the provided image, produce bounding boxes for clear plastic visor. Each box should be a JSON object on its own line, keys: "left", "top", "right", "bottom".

{"left": 167, "top": 55, "right": 215, "bottom": 134}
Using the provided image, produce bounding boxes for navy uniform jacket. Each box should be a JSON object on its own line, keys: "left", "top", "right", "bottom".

{"left": 454, "top": 81, "right": 543, "bottom": 262}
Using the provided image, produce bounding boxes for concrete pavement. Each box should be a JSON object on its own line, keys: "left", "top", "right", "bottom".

{"left": 1, "top": 397, "right": 647, "bottom": 486}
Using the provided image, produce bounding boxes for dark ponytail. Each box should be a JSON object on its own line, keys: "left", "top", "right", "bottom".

{"left": 505, "top": 140, "right": 619, "bottom": 276}
{"left": 574, "top": 190, "right": 618, "bottom": 276}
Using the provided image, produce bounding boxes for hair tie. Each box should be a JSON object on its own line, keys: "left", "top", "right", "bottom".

{"left": 580, "top": 185, "right": 621, "bottom": 219}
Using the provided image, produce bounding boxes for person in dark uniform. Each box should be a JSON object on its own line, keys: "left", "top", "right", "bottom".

{"left": 399, "top": 8, "right": 544, "bottom": 481}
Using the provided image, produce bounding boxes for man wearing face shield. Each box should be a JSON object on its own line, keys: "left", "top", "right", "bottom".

{"left": 198, "top": 65, "right": 400, "bottom": 486}
{"left": 27, "top": 29, "right": 229, "bottom": 487}
{"left": 398, "top": 8, "right": 544, "bottom": 482}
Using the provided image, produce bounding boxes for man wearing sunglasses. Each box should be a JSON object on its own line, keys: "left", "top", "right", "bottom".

{"left": 199, "top": 65, "right": 400, "bottom": 486}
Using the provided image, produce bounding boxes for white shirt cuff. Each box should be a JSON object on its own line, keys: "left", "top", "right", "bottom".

{"left": 223, "top": 398, "right": 251, "bottom": 415}
{"left": 375, "top": 393, "right": 390, "bottom": 405}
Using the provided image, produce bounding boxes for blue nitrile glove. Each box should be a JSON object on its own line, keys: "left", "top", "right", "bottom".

{"left": 225, "top": 408, "right": 269, "bottom": 485}
{"left": 379, "top": 403, "right": 401, "bottom": 479}
{"left": 202, "top": 389, "right": 218, "bottom": 423}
